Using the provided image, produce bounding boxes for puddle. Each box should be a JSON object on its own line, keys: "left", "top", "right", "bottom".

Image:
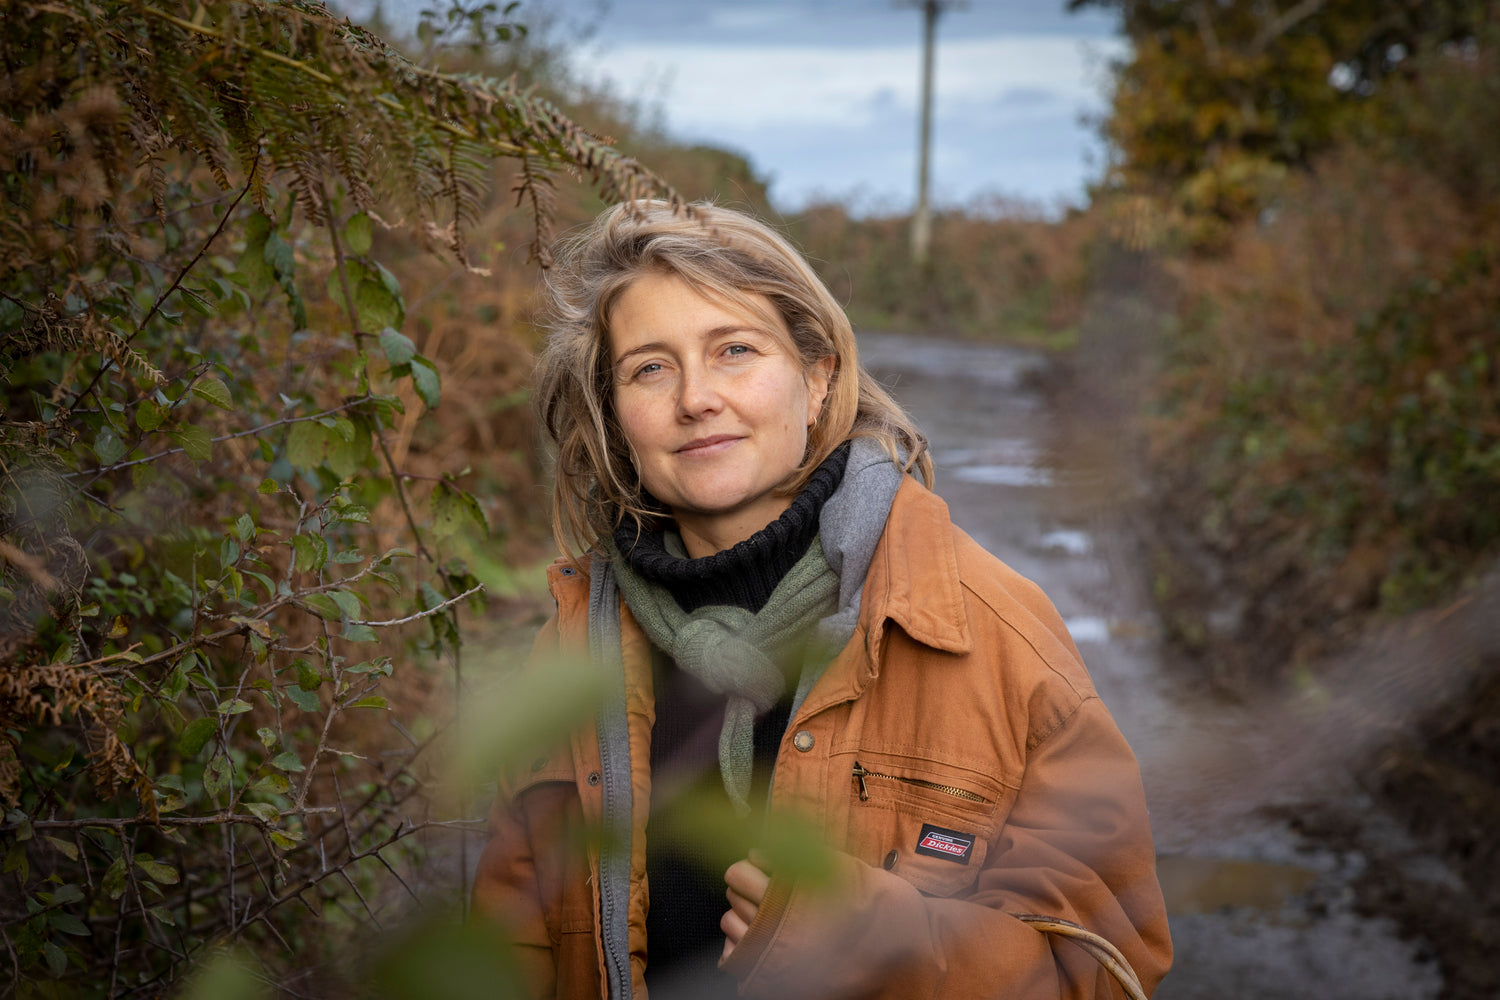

{"left": 1156, "top": 854, "right": 1320, "bottom": 916}
{"left": 1039, "top": 529, "right": 1092, "bottom": 555}
{"left": 1063, "top": 615, "right": 1111, "bottom": 644}
{"left": 952, "top": 464, "right": 1054, "bottom": 487}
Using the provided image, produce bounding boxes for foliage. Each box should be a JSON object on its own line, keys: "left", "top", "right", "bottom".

{"left": 790, "top": 197, "right": 1096, "bottom": 346}
{"left": 1139, "top": 25, "right": 1500, "bottom": 686}
{"left": 1074, "top": 0, "right": 1496, "bottom": 249}
{"left": 0, "top": 0, "right": 674, "bottom": 993}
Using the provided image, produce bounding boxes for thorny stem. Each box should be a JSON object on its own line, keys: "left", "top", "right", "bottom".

{"left": 64, "top": 397, "right": 372, "bottom": 480}
{"left": 373, "top": 413, "right": 434, "bottom": 563}
{"left": 136, "top": 4, "right": 542, "bottom": 156}
{"left": 28, "top": 808, "right": 336, "bottom": 831}
{"left": 69, "top": 175, "right": 254, "bottom": 412}
{"left": 355, "top": 583, "right": 483, "bottom": 627}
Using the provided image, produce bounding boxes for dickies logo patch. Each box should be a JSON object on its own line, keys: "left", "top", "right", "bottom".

{"left": 914, "top": 823, "right": 975, "bottom": 864}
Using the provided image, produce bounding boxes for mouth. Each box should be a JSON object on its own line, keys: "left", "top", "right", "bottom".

{"left": 676, "top": 434, "right": 740, "bottom": 455}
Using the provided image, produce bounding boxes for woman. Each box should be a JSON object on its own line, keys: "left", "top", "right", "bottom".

{"left": 473, "top": 201, "right": 1172, "bottom": 999}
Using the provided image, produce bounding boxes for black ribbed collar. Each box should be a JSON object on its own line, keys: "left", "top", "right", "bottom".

{"left": 613, "top": 442, "right": 851, "bottom": 613}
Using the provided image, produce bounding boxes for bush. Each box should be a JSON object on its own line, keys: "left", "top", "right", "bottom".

{"left": 0, "top": 1, "right": 671, "bottom": 992}
{"left": 1141, "top": 28, "right": 1500, "bottom": 684}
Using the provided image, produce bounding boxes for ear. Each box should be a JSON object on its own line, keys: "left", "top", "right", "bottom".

{"left": 805, "top": 355, "right": 836, "bottom": 427}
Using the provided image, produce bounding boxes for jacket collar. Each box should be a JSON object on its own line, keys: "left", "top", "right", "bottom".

{"left": 860, "top": 476, "right": 971, "bottom": 656}
{"left": 550, "top": 475, "right": 973, "bottom": 706}
{"left": 793, "top": 476, "right": 971, "bottom": 721}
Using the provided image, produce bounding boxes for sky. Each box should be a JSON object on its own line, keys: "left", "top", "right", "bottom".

{"left": 352, "top": 0, "right": 1127, "bottom": 214}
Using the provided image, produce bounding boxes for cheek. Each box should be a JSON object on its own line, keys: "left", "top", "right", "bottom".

{"left": 613, "top": 393, "right": 657, "bottom": 465}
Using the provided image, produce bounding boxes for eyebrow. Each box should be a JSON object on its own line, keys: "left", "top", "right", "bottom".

{"left": 611, "top": 324, "right": 770, "bottom": 366}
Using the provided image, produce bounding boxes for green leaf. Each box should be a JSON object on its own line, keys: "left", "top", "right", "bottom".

{"left": 264, "top": 229, "right": 295, "bottom": 281}
{"left": 43, "top": 941, "right": 67, "bottom": 976}
{"left": 134, "top": 855, "right": 180, "bottom": 885}
{"left": 294, "top": 659, "right": 321, "bottom": 692}
{"left": 251, "top": 774, "right": 291, "bottom": 794}
{"left": 193, "top": 376, "right": 234, "bottom": 411}
{"left": 49, "top": 911, "right": 89, "bottom": 936}
{"left": 292, "top": 533, "right": 329, "bottom": 576}
{"left": 236, "top": 217, "right": 274, "bottom": 295}
{"left": 136, "top": 398, "right": 168, "bottom": 434}
{"left": 94, "top": 426, "right": 126, "bottom": 465}
{"left": 256, "top": 726, "right": 278, "bottom": 749}
{"left": 344, "top": 212, "right": 373, "bottom": 255}
{"left": 269, "top": 831, "right": 302, "bottom": 850}
{"left": 257, "top": 478, "right": 279, "bottom": 495}
{"left": 328, "top": 589, "right": 361, "bottom": 620}
{"left": 356, "top": 277, "right": 404, "bottom": 332}
{"left": 432, "top": 481, "right": 489, "bottom": 538}
{"left": 235, "top": 513, "right": 256, "bottom": 543}
{"left": 245, "top": 802, "right": 280, "bottom": 824}
{"left": 45, "top": 837, "right": 79, "bottom": 862}
{"left": 325, "top": 421, "right": 369, "bottom": 478}
{"left": 102, "top": 856, "right": 128, "bottom": 899}
{"left": 410, "top": 357, "right": 441, "bottom": 410}
{"left": 171, "top": 424, "right": 213, "bottom": 462}
{"left": 380, "top": 327, "right": 417, "bottom": 366}
{"left": 301, "top": 592, "right": 343, "bottom": 621}
{"left": 49, "top": 884, "right": 85, "bottom": 905}
{"left": 286, "top": 686, "right": 320, "bottom": 712}
{"left": 204, "top": 755, "right": 231, "bottom": 797}
{"left": 342, "top": 622, "right": 378, "bottom": 642}
{"left": 148, "top": 906, "right": 177, "bottom": 926}
{"left": 269, "top": 751, "right": 305, "bottom": 772}
{"left": 216, "top": 698, "right": 253, "bottom": 716}
{"left": 347, "top": 695, "right": 388, "bottom": 710}
{"left": 177, "top": 717, "right": 216, "bottom": 756}
{"left": 286, "top": 420, "right": 331, "bottom": 470}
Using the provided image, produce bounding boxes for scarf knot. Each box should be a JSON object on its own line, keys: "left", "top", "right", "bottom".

{"left": 610, "top": 537, "right": 839, "bottom": 815}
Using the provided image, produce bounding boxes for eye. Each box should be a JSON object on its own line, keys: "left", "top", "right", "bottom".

{"left": 723, "top": 343, "right": 753, "bottom": 357}
{"left": 633, "top": 361, "right": 664, "bottom": 378}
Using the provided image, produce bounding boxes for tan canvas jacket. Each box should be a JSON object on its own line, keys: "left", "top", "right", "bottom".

{"left": 472, "top": 477, "right": 1172, "bottom": 998}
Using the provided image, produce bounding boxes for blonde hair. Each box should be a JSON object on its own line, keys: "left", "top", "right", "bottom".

{"left": 535, "top": 200, "right": 932, "bottom": 558}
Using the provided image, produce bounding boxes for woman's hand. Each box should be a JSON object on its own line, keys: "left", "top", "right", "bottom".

{"left": 721, "top": 850, "right": 772, "bottom": 961}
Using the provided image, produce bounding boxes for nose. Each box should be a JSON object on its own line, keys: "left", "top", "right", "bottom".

{"left": 676, "top": 363, "right": 723, "bottom": 419}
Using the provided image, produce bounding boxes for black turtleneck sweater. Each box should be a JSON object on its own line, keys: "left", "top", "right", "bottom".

{"left": 613, "top": 443, "right": 849, "bottom": 999}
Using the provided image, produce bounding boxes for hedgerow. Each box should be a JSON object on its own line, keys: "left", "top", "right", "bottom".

{"left": 0, "top": 0, "right": 673, "bottom": 992}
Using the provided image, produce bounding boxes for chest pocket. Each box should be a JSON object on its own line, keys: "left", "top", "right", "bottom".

{"left": 834, "top": 746, "right": 1014, "bottom": 898}
{"left": 507, "top": 755, "right": 596, "bottom": 938}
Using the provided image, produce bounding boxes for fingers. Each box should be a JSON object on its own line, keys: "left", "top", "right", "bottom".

{"left": 720, "top": 903, "right": 750, "bottom": 946}
{"left": 726, "top": 885, "right": 757, "bottom": 926}
{"left": 724, "top": 857, "right": 770, "bottom": 905}
{"left": 721, "top": 855, "right": 772, "bottom": 962}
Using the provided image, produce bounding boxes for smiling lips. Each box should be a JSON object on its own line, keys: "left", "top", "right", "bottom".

{"left": 676, "top": 434, "right": 742, "bottom": 455}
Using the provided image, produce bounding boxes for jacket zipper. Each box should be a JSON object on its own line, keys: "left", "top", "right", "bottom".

{"left": 852, "top": 761, "right": 991, "bottom": 804}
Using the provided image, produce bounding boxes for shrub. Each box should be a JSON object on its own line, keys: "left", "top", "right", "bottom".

{"left": 0, "top": 1, "right": 672, "bottom": 992}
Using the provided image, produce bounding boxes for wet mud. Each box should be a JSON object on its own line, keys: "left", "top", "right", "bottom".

{"left": 858, "top": 331, "right": 1497, "bottom": 999}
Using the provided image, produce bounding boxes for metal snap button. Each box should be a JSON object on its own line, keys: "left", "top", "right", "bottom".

{"left": 560, "top": 566, "right": 577, "bottom": 577}
{"left": 586, "top": 771, "right": 601, "bottom": 786}
{"left": 792, "top": 730, "right": 815, "bottom": 752}
{"left": 883, "top": 850, "right": 898, "bottom": 870}
{"left": 530, "top": 756, "right": 548, "bottom": 773}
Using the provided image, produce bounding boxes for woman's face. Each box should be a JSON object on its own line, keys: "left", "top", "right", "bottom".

{"left": 608, "top": 270, "right": 834, "bottom": 559}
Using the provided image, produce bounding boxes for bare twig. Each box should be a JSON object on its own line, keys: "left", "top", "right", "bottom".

{"left": 372, "top": 849, "right": 420, "bottom": 905}
{"left": 70, "top": 174, "right": 254, "bottom": 410}
{"left": 64, "top": 397, "right": 372, "bottom": 480}
{"left": 354, "top": 583, "right": 484, "bottom": 627}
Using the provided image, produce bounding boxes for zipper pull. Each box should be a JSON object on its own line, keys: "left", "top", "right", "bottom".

{"left": 852, "top": 762, "right": 870, "bottom": 801}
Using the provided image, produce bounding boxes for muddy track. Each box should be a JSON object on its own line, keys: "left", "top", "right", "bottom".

{"left": 859, "top": 329, "right": 1494, "bottom": 999}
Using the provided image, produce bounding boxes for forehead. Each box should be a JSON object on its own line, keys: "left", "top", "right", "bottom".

{"left": 606, "top": 271, "right": 791, "bottom": 355}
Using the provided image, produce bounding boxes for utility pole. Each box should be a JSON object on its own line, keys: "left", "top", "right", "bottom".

{"left": 900, "top": 0, "right": 965, "bottom": 268}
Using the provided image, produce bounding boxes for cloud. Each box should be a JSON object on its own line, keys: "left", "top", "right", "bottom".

{"left": 586, "top": 35, "right": 1124, "bottom": 131}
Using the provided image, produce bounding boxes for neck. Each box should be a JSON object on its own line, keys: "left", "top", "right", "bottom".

{"left": 674, "top": 500, "right": 793, "bottom": 560}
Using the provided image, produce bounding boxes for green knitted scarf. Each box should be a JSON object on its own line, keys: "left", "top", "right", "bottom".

{"left": 609, "top": 537, "right": 839, "bottom": 816}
